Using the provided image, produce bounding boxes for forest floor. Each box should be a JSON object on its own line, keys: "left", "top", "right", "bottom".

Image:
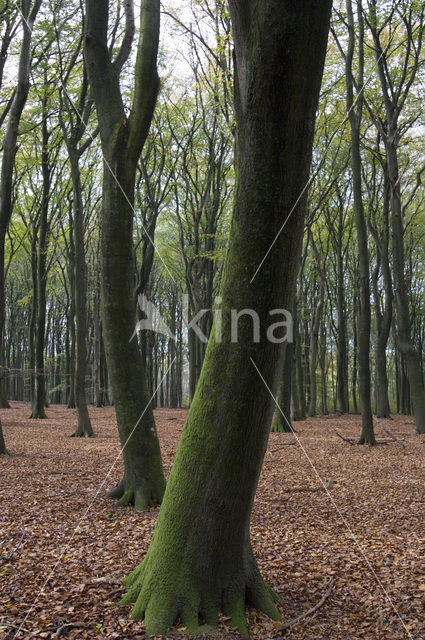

{"left": 0, "top": 403, "right": 424, "bottom": 640}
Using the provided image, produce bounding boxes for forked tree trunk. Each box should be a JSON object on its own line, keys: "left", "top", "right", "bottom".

{"left": 121, "top": 1, "right": 331, "bottom": 633}
{"left": 85, "top": 0, "right": 166, "bottom": 508}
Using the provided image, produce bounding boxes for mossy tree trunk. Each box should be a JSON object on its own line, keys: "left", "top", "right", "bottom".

{"left": 84, "top": 0, "right": 166, "bottom": 508}
{"left": 121, "top": 0, "right": 332, "bottom": 633}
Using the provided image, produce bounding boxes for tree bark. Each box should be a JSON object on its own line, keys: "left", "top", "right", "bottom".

{"left": 30, "top": 111, "right": 50, "bottom": 419}
{"left": 271, "top": 342, "right": 293, "bottom": 432}
{"left": 345, "top": 0, "right": 375, "bottom": 444}
{"left": 84, "top": 0, "right": 166, "bottom": 508}
{"left": 308, "top": 236, "right": 325, "bottom": 417}
{"left": 120, "top": 0, "right": 331, "bottom": 633}
{"left": 0, "top": 418, "right": 9, "bottom": 455}
{"left": 0, "top": 0, "right": 42, "bottom": 411}
{"left": 68, "top": 149, "right": 94, "bottom": 436}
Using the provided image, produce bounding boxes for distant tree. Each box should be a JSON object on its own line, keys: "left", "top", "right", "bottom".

{"left": 366, "top": 0, "right": 425, "bottom": 433}
{"left": 0, "top": 0, "right": 42, "bottom": 445}
{"left": 343, "top": 0, "right": 375, "bottom": 444}
{"left": 120, "top": 0, "right": 332, "bottom": 633}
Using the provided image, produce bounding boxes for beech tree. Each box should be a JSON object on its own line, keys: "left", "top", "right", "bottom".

{"left": 120, "top": 0, "right": 332, "bottom": 634}
{"left": 84, "top": 0, "right": 166, "bottom": 508}
{"left": 343, "top": 0, "right": 375, "bottom": 444}
{"left": 365, "top": 0, "right": 425, "bottom": 433}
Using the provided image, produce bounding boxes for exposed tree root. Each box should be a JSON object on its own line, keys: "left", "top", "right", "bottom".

{"left": 120, "top": 547, "right": 281, "bottom": 637}
{"left": 69, "top": 430, "right": 95, "bottom": 438}
{"left": 107, "top": 478, "right": 164, "bottom": 512}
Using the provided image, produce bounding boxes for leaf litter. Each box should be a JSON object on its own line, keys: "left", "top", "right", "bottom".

{"left": 0, "top": 403, "right": 424, "bottom": 639}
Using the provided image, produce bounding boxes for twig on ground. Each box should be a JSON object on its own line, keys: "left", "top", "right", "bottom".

{"left": 335, "top": 431, "right": 356, "bottom": 445}
{"left": 270, "top": 442, "right": 296, "bottom": 453}
{"left": 274, "top": 578, "right": 336, "bottom": 634}
{"left": 379, "top": 423, "right": 407, "bottom": 449}
{"left": 55, "top": 622, "right": 92, "bottom": 636}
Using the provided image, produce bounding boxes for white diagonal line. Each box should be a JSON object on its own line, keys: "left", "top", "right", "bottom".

{"left": 12, "top": 357, "right": 176, "bottom": 638}
{"left": 250, "top": 9, "right": 411, "bottom": 284}
{"left": 251, "top": 356, "right": 415, "bottom": 640}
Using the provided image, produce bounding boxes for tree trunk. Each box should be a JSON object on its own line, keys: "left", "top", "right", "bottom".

{"left": 30, "top": 114, "right": 50, "bottom": 419}
{"left": 271, "top": 342, "right": 293, "bottom": 432}
{"left": 336, "top": 239, "right": 349, "bottom": 412}
{"left": 388, "top": 142, "right": 425, "bottom": 433}
{"left": 345, "top": 0, "right": 375, "bottom": 445}
{"left": 120, "top": 1, "right": 331, "bottom": 633}
{"left": 308, "top": 237, "right": 324, "bottom": 417}
{"left": 68, "top": 150, "right": 94, "bottom": 437}
{"left": 370, "top": 176, "right": 392, "bottom": 418}
{"left": 0, "top": 0, "right": 42, "bottom": 411}
{"left": 0, "top": 419, "right": 9, "bottom": 455}
{"left": 93, "top": 281, "right": 103, "bottom": 407}
{"left": 85, "top": 0, "right": 166, "bottom": 508}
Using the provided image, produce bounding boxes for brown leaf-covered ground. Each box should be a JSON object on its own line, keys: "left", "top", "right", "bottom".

{"left": 0, "top": 403, "right": 424, "bottom": 640}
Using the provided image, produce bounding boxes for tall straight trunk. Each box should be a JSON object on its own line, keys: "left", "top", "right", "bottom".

{"left": 0, "top": 0, "right": 42, "bottom": 411}
{"left": 93, "top": 281, "right": 103, "bottom": 407}
{"left": 271, "top": 342, "right": 293, "bottom": 432}
{"left": 336, "top": 207, "right": 349, "bottom": 412}
{"left": 121, "top": 1, "right": 331, "bottom": 633}
{"left": 320, "top": 323, "right": 328, "bottom": 414}
{"left": 85, "top": 0, "right": 166, "bottom": 509}
{"left": 291, "top": 303, "right": 303, "bottom": 421}
{"left": 367, "top": 0, "right": 425, "bottom": 433}
{"left": 308, "top": 237, "right": 325, "bottom": 417}
{"left": 68, "top": 150, "right": 94, "bottom": 436}
{"left": 30, "top": 114, "right": 50, "bottom": 419}
{"left": 388, "top": 142, "right": 425, "bottom": 433}
{"left": 345, "top": 0, "right": 375, "bottom": 444}
{"left": 370, "top": 175, "right": 392, "bottom": 418}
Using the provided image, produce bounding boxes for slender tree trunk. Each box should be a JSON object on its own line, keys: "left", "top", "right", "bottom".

{"left": 336, "top": 212, "right": 349, "bottom": 413}
{"left": 121, "top": 1, "right": 331, "bottom": 632}
{"left": 68, "top": 150, "right": 94, "bottom": 436}
{"left": 370, "top": 179, "right": 392, "bottom": 418}
{"left": 271, "top": 342, "right": 293, "bottom": 432}
{"left": 93, "top": 281, "right": 103, "bottom": 407}
{"left": 308, "top": 238, "right": 324, "bottom": 417}
{"left": 345, "top": 0, "right": 375, "bottom": 444}
{"left": 388, "top": 142, "right": 425, "bottom": 433}
{"left": 0, "top": 0, "right": 42, "bottom": 411}
{"left": 30, "top": 115, "right": 50, "bottom": 419}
